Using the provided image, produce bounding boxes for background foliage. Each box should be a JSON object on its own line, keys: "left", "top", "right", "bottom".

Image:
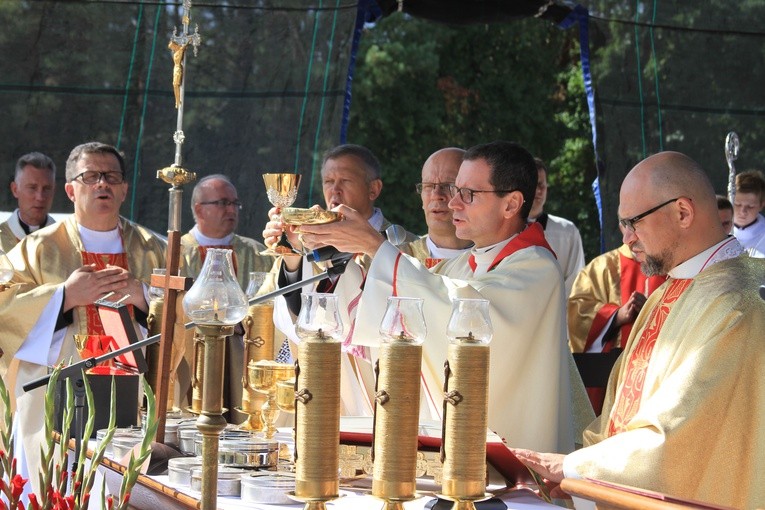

{"left": 1, "top": 1, "right": 764, "bottom": 261}
{"left": 347, "top": 13, "right": 599, "bottom": 258}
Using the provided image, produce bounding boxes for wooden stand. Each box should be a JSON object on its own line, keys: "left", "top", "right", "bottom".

{"left": 150, "top": 232, "right": 192, "bottom": 443}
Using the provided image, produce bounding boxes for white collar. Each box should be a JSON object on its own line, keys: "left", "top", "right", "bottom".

{"left": 191, "top": 224, "right": 234, "bottom": 246}
{"left": 78, "top": 223, "right": 122, "bottom": 254}
{"left": 425, "top": 235, "right": 472, "bottom": 259}
{"left": 368, "top": 208, "right": 384, "bottom": 231}
{"left": 469, "top": 234, "right": 519, "bottom": 276}
{"left": 668, "top": 236, "right": 744, "bottom": 279}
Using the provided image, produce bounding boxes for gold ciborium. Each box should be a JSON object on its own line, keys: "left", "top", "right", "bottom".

{"left": 263, "top": 173, "right": 302, "bottom": 255}
{"left": 247, "top": 360, "right": 295, "bottom": 439}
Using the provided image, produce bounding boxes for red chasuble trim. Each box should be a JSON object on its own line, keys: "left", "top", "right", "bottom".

{"left": 468, "top": 222, "right": 555, "bottom": 274}
{"left": 617, "top": 252, "right": 668, "bottom": 349}
{"left": 607, "top": 278, "right": 693, "bottom": 436}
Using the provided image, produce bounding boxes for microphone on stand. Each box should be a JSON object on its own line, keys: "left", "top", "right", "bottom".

{"left": 305, "top": 223, "right": 408, "bottom": 263}
{"left": 307, "top": 246, "right": 351, "bottom": 263}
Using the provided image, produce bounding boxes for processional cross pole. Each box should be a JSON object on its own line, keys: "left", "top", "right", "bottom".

{"left": 152, "top": 0, "right": 201, "bottom": 442}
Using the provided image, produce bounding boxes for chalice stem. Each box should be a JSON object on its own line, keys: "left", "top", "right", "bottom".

{"left": 260, "top": 395, "right": 279, "bottom": 439}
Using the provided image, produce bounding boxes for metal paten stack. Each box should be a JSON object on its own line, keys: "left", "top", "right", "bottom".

{"left": 372, "top": 297, "right": 427, "bottom": 510}
{"left": 440, "top": 298, "right": 494, "bottom": 510}
{"left": 292, "top": 293, "right": 343, "bottom": 510}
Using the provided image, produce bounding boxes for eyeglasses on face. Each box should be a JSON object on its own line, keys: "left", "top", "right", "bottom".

{"left": 415, "top": 182, "right": 454, "bottom": 195}
{"left": 619, "top": 197, "right": 680, "bottom": 232}
{"left": 198, "top": 199, "right": 242, "bottom": 210}
{"left": 72, "top": 170, "right": 125, "bottom": 185}
{"left": 448, "top": 184, "right": 518, "bottom": 204}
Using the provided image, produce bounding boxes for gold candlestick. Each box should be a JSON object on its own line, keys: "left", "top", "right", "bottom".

{"left": 182, "top": 248, "right": 248, "bottom": 510}
{"left": 291, "top": 293, "right": 343, "bottom": 510}
{"left": 440, "top": 298, "right": 493, "bottom": 510}
{"left": 190, "top": 331, "right": 205, "bottom": 414}
{"left": 194, "top": 323, "right": 232, "bottom": 510}
{"left": 372, "top": 297, "right": 427, "bottom": 510}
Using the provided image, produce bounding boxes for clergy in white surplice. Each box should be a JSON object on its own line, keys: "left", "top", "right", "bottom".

{"left": 296, "top": 140, "right": 577, "bottom": 454}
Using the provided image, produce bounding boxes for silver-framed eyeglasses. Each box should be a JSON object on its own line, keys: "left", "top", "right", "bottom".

{"left": 198, "top": 199, "right": 243, "bottom": 210}
{"left": 448, "top": 184, "right": 518, "bottom": 204}
{"left": 619, "top": 197, "right": 680, "bottom": 232}
{"left": 415, "top": 182, "right": 454, "bottom": 195}
{"left": 72, "top": 170, "right": 125, "bottom": 185}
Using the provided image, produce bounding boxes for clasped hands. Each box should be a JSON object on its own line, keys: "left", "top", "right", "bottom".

{"left": 63, "top": 264, "right": 148, "bottom": 313}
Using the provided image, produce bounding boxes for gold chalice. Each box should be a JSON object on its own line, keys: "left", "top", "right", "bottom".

{"left": 263, "top": 173, "right": 302, "bottom": 255}
{"left": 248, "top": 360, "right": 295, "bottom": 439}
{"left": 276, "top": 378, "right": 296, "bottom": 413}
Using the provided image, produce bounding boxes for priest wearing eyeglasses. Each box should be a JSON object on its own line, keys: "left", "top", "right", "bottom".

{"left": 514, "top": 152, "right": 765, "bottom": 509}
{"left": 0, "top": 141, "right": 167, "bottom": 495}
{"left": 296, "top": 140, "right": 578, "bottom": 454}
{"left": 181, "top": 174, "right": 273, "bottom": 291}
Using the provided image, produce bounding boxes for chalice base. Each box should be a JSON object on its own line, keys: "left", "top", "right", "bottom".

{"left": 236, "top": 409, "right": 263, "bottom": 431}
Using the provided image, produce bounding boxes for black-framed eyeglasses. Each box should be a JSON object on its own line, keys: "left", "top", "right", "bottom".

{"left": 415, "top": 182, "right": 454, "bottom": 195}
{"left": 198, "top": 199, "right": 242, "bottom": 210}
{"left": 448, "top": 184, "right": 518, "bottom": 204}
{"left": 71, "top": 170, "right": 125, "bottom": 185}
{"left": 619, "top": 197, "right": 680, "bottom": 233}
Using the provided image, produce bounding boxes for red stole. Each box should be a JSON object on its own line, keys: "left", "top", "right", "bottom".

{"left": 423, "top": 257, "right": 442, "bottom": 269}
{"left": 607, "top": 278, "right": 693, "bottom": 436}
{"left": 467, "top": 222, "right": 554, "bottom": 273}
{"left": 81, "top": 251, "right": 131, "bottom": 335}
{"left": 198, "top": 245, "right": 238, "bottom": 276}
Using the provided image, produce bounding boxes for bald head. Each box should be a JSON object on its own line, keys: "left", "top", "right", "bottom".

{"left": 420, "top": 147, "right": 472, "bottom": 249}
{"left": 423, "top": 148, "right": 464, "bottom": 174}
{"left": 619, "top": 151, "right": 726, "bottom": 274}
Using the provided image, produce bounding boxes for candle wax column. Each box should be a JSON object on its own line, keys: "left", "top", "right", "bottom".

{"left": 295, "top": 336, "right": 341, "bottom": 498}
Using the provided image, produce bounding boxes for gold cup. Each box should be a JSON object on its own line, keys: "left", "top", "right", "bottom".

{"left": 276, "top": 378, "right": 296, "bottom": 413}
{"left": 263, "top": 173, "right": 302, "bottom": 255}
{"left": 247, "top": 360, "right": 295, "bottom": 439}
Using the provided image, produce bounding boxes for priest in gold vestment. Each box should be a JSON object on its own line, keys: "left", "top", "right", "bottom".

{"left": 0, "top": 142, "right": 166, "bottom": 495}
{"left": 514, "top": 151, "right": 765, "bottom": 509}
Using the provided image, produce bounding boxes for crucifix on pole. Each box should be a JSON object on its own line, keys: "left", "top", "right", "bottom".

{"left": 153, "top": 0, "right": 201, "bottom": 442}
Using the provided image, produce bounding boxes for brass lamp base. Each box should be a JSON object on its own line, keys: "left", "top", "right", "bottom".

{"left": 288, "top": 492, "right": 338, "bottom": 510}
{"left": 436, "top": 493, "right": 493, "bottom": 510}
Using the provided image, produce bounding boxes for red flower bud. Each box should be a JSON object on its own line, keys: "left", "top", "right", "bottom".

{"left": 28, "top": 493, "right": 41, "bottom": 510}
{"left": 107, "top": 495, "right": 114, "bottom": 510}
{"left": 123, "top": 492, "right": 130, "bottom": 505}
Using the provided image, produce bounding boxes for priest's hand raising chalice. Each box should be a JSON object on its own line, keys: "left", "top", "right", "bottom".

{"left": 262, "top": 173, "right": 302, "bottom": 255}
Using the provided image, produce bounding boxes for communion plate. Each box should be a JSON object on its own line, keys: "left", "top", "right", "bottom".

{"left": 282, "top": 207, "right": 341, "bottom": 225}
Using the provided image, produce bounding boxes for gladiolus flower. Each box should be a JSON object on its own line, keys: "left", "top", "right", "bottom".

{"left": 11, "top": 474, "right": 27, "bottom": 499}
